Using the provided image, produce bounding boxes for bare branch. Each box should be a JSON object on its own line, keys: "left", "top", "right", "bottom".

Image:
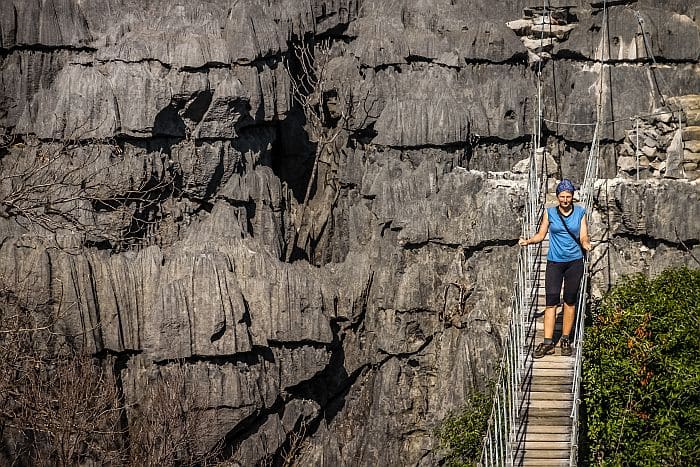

{"left": 674, "top": 226, "right": 700, "bottom": 267}
{"left": 283, "top": 38, "right": 360, "bottom": 262}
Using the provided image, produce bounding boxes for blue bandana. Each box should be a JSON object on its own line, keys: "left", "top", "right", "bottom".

{"left": 556, "top": 179, "right": 576, "bottom": 195}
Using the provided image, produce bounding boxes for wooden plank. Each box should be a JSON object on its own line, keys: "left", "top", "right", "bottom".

{"left": 532, "top": 360, "right": 575, "bottom": 369}
{"left": 524, "top": 407, "right": 572, "bottom": 418}
{"left": 522, "top": 425, "right": 571, "bottom": 434}
{"left": 527, "top": 391, "right": 574, "bottom": 401}
{"left": 521, "top": 449, "right": 570, "bottom": 459}
{"left": 531, "top": 356, "right": 576, "bottom": 368}
{"left": 525, "top": 363, "right": 574, "bottom": 373}
{"left": 522, "top": 407, "right": 571, "bottom": 416}
{"left": 527, "top": 379, "right": 573, "bottom": 388}
{"left": 531, "top": 358, "right": 572, "bottom": 366}
{"left": 524, "top": 433, "right": 571, "bottom": 442}
{"left": 529, "top": 350, "right": 574, "bottom": 359}
{"left": 526, "top": 362, "right": 574, "bottom": 371}
{"left": 521, "top": 458, "right": 570, "bottom": 466}
{"left": 527, "top": 376, "right": 573, "bottom": 386}
{"left": 531, "top": 368, "right": 574, "bottom": 377}
{"left": 525, "top": 384, "right": 571, "bottom": 393}
{"left": 526, "top": 375, "right": 573, "bottom": 384}
{"left": 524, "top": 400, "right": 573, "bottom": 409}
{"left": 521, "top": 415, "right": 571, "bottom": 426}
{"left": 523, "top": 345, "right": 568, "bottom": 355}
{"left": 530, "top": 365, "right": 574, "bottom": 373}
{"left": 523, "top": 441, "right": 570, "bottom": 450}
{"left": 530, "top": 354, "right": 575, "bottom": 364}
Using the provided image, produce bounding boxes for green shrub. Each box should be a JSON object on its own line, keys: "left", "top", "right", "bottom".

{"left": 582, "top": 267, "right": 700, "bottom": 466}
{"left": 436, "top": 389, "right": 491, "bottom": 467}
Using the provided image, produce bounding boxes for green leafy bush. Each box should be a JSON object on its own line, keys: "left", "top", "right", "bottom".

{"left": 582, "top": 267, "right": 700, "bottom": 466}
{"left": 436, "top": 389, "right": 491, "bottom": 467}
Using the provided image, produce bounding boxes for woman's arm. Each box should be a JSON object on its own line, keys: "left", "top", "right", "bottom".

{"left": 580, "top": 214, "right": 592, "bottom": 251}
{"left": 518, "top": 210, "right": 549, "bottom": 246}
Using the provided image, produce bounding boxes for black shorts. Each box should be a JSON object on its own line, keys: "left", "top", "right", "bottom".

{"left": 545, "top": 258, "right": 584, "bottom": 306}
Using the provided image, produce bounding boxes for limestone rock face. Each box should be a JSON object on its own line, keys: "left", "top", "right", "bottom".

{"left": 601, "top": 179, "right": 699, "bottom": 242}
{"left": 1, "top": 0, "right": 92, "bottom": 48}
{"left": 558, "top": 6, "right": 700, "bottom": 62}
{"left": 1, "top": 1, "right": 699, "bottom": 465}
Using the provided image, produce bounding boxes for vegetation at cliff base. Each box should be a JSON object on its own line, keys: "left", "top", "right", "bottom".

{"left": 582, "top": 267, "right": 700, "bottom": 466}
{"left": 436, "top": 389, "right": 491, "bottom": 466}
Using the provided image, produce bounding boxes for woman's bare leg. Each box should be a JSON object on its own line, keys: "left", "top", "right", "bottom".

{"left": 562, "top": 303, "right": 575, "bottom": 337}
{"left": 544, "top": 305, "right": 557, "bottom": 340}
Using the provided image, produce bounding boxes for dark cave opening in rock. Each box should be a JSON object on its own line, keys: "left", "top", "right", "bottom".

{"left": 271, "top": 109, "right": 317, "bottom": 204}
{"left": 270, "top": 34, "right": 322, "bottom": 205}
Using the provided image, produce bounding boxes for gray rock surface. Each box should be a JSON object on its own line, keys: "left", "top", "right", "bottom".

{"left": 665, "top": 129, "right": 686, "bottom": 178}
{"left": 558, "top": 6, "right": 700, "bottom": 62}
{"left": 1, "top": 0, "right": 699, "bottom": 465}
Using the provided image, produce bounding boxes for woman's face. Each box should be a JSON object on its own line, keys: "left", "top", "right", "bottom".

{"left": 557, "top": 191, "right": 573, "bottom": 208}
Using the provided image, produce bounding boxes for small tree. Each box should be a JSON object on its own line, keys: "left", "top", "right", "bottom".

{"left": 286, "top": 40, "right": 348, "bottom": 200}
{"left": 126, "top": 364, "right": 222, "bottom": 466}
{"left": 283, "top": 38, "right": 381, "bottom": 263}
{"left": 582, "top": 267, "right": 700, "bottom": 466}
{"left": 0, "top": 274, "right": 124, "bottom": 466}
{"left": 0, "top": 134, "right": 176, "bottom": 251}
{"left": 282, "top": 39, "right": 351, "bottom": 262}
{"left": 435, "top": 389, "right": 492, "bottom": 467}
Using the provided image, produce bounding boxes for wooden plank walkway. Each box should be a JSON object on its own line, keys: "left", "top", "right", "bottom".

{"left": 513, "top": 239, "right": 574, "bottom": 467}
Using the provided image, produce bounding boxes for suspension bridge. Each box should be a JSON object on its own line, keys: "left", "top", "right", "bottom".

{"left": 476, "top": 0, "right": 698, "bottom": 462}
{"left": 479, "top": 133, "right": 598, "bottom": 466}
{"left": 478, "top": 1, "right": 605, "bottom": 465}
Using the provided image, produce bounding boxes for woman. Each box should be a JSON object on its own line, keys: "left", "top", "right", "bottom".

{"left": 518, "top": 179, "right": 592, "bottom": 358}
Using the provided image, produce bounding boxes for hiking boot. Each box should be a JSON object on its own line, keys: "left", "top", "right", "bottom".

{"left": 534, "top": 342, "right": 555, "bottom": 359}
{"left": 560, "top": 337, "right": 572, "bottom": 357}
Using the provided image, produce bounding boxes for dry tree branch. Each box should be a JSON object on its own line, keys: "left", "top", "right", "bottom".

{"left": 0, "top": 270, "right": 126, "bottom": 466}
{"left": 674, "top": 226, "right": 700, "bottom": 267}
{"left": 283, "top": 38, "right": 357, "bottom": 261}
{"left": 1, "top": 123, "right": 178, "bottom": 250}
{"left": 126, "top": 362, "right": 222, "bottom": 466}
{"left": 281, "top": 419, "right": 309, "bottom": 467}
{"left": 1, "top": 269, "right": 224, "bottom": 465}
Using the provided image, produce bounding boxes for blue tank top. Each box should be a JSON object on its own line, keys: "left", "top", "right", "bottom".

{"left": 547, "top": 205, "right": 586, "bottom": 262}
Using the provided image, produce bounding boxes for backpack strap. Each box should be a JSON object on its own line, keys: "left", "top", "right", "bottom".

{"left": 555, "top": 207, "right": 584, "bottom": 253}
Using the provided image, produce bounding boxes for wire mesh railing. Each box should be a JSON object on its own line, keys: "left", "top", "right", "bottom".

{"left": 567, "top": 135, "right": 598, "bottom": 466}
{"left": 479, "top": 136, "right": 546, "bottom": 466}
{"left": 481, "top": 0, "right": 606, "bottom": 464}
{"left": 480, "top": 143, "right": 598, "bottom": 466}
{"left": 568, "top": 86, "right": 602, "bottom": 467}
{"left": 480, "top": 244, "right": 539, "bottom": 466}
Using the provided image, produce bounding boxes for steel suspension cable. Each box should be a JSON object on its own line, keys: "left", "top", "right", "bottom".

{"left": 480, "top": 1, "right": 618, "bottom": 464}
{"left": 568, "top": 2, "right": 608, "bottom": 465}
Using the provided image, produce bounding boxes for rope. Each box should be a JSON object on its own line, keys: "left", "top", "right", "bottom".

{"left": 541, "top": 107, "right": 698, "bottom": 127}
{"left": 634, "top": 10, "right": 667, "bottom": 107}
{"left": 636, "top": 117, "right": 640, "bottom": 181}
{"left": 535, "top": 0, "right": 549, "bottom": 150}
{"left": 540, "top": 7, "right": 696, "bottom": 129}
{"left": 568, "top": 7, "right": 606, "bottom": 466}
